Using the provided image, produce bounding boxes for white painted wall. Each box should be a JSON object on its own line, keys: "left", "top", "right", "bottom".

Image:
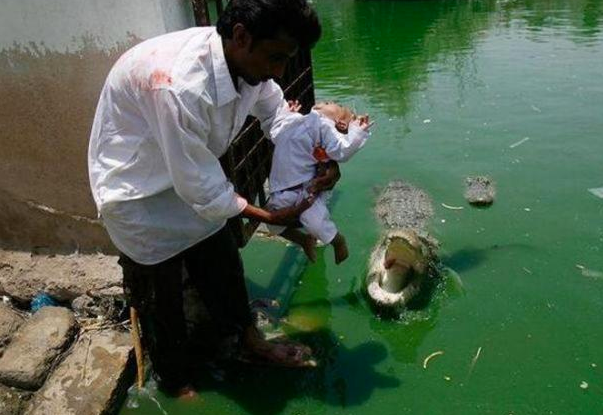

{"left": 0, "top": 0, "right": 195, "bottom": 53}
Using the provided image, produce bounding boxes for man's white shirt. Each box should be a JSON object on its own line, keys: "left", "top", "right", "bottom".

{"left": 88, "top": 27, "right": 289, "bottom": 264}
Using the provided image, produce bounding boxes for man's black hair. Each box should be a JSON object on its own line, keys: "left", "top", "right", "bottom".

{"left": 216, "top": 0, "right": 321, "bottom": 49}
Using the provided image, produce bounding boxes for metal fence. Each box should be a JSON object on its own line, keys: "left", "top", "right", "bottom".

{"left": 191, "top": 0, "right": 316, "bottom": 247}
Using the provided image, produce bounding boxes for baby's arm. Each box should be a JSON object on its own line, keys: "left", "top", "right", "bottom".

{"left": 319, "top": 118, "right": 371, "bottom": 162}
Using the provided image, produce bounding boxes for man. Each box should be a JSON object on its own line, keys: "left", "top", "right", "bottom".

{"left": 88, "top": 0, "right": 331, "bottom": 397}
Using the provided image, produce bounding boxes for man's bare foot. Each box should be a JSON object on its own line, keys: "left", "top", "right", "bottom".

{"left": 332, "top": 233, "right": 349, "bottom": 264}
{"left": 301, "top": 235, "right": 317, "bottom": 262}
{"left": 176, "top": 385, "right": 198, "bottom": 401}
{"left": 241, "top": 326, "right": 315, "bottom": 367}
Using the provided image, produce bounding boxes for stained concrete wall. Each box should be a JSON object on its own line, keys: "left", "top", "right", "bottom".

{"left": 0, "top": 0, "right": 195, "bottom": 253}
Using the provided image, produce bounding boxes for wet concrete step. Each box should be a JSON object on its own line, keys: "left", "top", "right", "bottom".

{"left": 23, "top": 329, "right": 134, "bottom": 415}
{"left": 0, "top": 306, "right": 77, "bottom": 390}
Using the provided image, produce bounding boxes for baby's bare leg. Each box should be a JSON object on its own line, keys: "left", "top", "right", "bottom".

{"left": 281, "top": 228, "right": 317, "bottom": 262}
{"left": 331, "top": 233, "right": 348, "bottom": 264}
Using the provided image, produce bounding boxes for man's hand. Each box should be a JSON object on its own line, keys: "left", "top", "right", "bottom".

{"left": 268, "top": 196, "right": 313, "bottom": 226}
{"left": 308, "top": 160, "right": 340, "bottom": 194}
{"left": 288, "top": 99, "right": 302, "bottom": 113}
{"left": 240, "top": 196, "right": 314, "bottom": 227}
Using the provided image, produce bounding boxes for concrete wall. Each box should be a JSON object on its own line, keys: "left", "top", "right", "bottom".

{"left": 0, "top": 0, "right": 195, "bottom": 253}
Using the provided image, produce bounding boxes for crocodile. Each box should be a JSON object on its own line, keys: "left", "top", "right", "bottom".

{"left": 365, "top": 181, "right": 438, "bottom": 313}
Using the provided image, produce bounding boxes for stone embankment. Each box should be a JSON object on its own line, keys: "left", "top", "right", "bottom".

{"left": 0, "top": 250, "right": 134, "bottom": 415}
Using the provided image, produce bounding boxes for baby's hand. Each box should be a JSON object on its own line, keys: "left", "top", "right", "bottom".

{"left": 356, "top": 114, "right": 374, "bottom": 132}
{"left": 288, "top": 99, "right": 302, "bottom": 113}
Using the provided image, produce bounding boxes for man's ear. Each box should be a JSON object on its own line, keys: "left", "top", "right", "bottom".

{"left": 335, "top": 120, "right": 349, "bottom": 133}
{"left": 232, "top": 23, "right": 252, "bottom": 50}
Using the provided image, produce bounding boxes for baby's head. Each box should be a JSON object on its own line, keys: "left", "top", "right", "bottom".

{"left": 313, "top": 101, "right": 356, "bottom": 133}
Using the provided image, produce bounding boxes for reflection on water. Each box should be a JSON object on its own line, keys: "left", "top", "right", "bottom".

{"left": 313, "top": 0, "right": 603, "bottom": 116}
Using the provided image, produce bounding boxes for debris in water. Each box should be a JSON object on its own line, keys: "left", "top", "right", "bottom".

{"left": 584, "top": 269, "right": 603, "bottom": 279}
{"left": 441, "top": 203, "right": 464, "bottom": 210}
{"left": 588, "top": 187, "right": 603, "bottom": 199}
{"left": 423, "top": 350, "right": 444, "bottom": 369}
{"left": 509, "top": 137, "right": 530, "bottom": 149}
{"left": 580, "top": 381, "right": 589, "bottom": 390}
{"left": 468, "top": 346, "right": 482, "bottom": 375}
{"left": 126, "top": 378, "right": 169, "bottom": 415}
{"left": 576, "top": 264, "right": 603, "bottom": 279}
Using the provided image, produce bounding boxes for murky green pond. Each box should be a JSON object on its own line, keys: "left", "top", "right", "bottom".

{"left": 121, "top": 0, "right": 603, "bottom": 413}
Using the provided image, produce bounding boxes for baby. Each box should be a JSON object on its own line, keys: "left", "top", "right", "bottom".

{"left": 266, "top": 101, "right": 372, "bottom": 263}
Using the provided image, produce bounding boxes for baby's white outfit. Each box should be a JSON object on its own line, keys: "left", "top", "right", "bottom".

{"left": 266, "top": 110, "right": 368, "bottom": 243}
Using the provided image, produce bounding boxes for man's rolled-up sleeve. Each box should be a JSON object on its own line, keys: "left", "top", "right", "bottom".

{"left": 143, "top": 89, "right": 247, "bottom": 222}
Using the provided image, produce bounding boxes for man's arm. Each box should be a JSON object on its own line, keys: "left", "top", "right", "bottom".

{"left": 240, "top": 197, "right": 312, "bottom": 226}
{"left": 143, "top": 89, "right": 311, "bottom": 226}
{"left": 250, "top": 80, "right": 297, "bottom": 141}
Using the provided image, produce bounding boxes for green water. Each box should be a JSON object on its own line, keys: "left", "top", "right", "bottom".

{"left": 121, "top": 1, "right": 603, "bottom": 413}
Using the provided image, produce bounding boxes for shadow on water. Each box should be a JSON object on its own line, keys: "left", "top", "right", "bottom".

{"left": 333, "top": 268, "right": 444, "bottom": 364}
{"left": 440, "top": 243, "right": 536, "bottom": 274}
{"left": 192, "top": 330, "right": 399, "bottom": 414}
{"left": 188, "top": 238, "right": 397, "bottom": 414}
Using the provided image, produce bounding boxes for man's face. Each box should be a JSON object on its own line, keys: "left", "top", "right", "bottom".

{"left": 233, "top": 27, "right": 299, "bottom": 85}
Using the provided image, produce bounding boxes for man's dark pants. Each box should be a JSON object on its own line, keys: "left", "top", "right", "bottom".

{"left": 118, "top": 225, "right": 252, "bottom": 393}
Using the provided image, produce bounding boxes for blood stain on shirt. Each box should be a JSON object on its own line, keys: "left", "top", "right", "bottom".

{"left": 150, "top": 70, "right": 172, "bottom": 88}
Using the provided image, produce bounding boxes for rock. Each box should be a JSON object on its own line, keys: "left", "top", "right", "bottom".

{"left": 0, "top": 384, "right": 32, "bottom": 415}
{"left": 0, "top": 250, "right": 121, "bottom": 304}
{"left": 374, "top": 181, "right": 434, "bottom": 230}
{"left": 464, "top": 176, "right": 496, "bottom": 206}
{"left": 23, "top": 329, "right": 134, "bottom": 415}
{"left": 0, "top": 306, "right": 77, "bottom": 390}
{"left": 0, "top": 302, "right": 25, "bottom": 349}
